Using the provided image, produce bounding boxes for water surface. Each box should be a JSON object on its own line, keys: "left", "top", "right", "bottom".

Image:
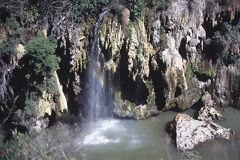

{"left": 69, "top": 108, "right": 240, "bottom": 160}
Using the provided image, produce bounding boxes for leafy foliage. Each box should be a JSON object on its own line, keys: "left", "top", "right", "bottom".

{"left": 205, "top": 68, "right": 216, "bottom": 78}
{"left": 5, "top": 16, "right": 21, "bottom": 34}
{"left": 71, "top": 0, "right": 110, "bottom": 22}
{"left": 207, "top": 22, "right": 240, "bottom": 65}
{"left": 0, "top": 38, "right": 19, "bottom": 56}
{"left": 36, "top": 76, "right": 57, "bottom": 94}
{"left": 1, "top": 132, "right": 53, "bottom": 160}
{"left": 24, "top": 91, "right": 39, "bottom": 116}
{"left": 25, "top": 35, "right": 60, "bottom": 77}
{"left": 121, "top": 0, "right": 171, "bottom": 20}
{"left": 187, "top": 64, "right": 197, "bottom": 80}
{"left": 200, "top": 68, "right": 217, "bottom": 78}
{"left": 146, "top": 0, "right": 171, "bottom": 10}
{"left": 21, "top": 6, "right": 39, "bottom": 27}
{"left": 127, "top": 0, "right": 147, "bottom": 20}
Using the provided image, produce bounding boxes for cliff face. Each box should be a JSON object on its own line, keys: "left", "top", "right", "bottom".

{"left": 1, "top": 0, "right": 240, "bottom": 127}
{"left": 45, "top": 0, "right": 240, "bottom": 119}
{"left": 80, "top": 0, "right": 238, "bottom": 119}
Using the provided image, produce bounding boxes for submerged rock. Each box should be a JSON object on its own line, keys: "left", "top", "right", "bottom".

{"left": 168, "top": 114, "right": 232, "bottom": 151}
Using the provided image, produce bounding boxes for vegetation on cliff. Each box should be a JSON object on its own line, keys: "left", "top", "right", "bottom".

{"left": 0, "top": 0, "right": 240, "bottom": 158}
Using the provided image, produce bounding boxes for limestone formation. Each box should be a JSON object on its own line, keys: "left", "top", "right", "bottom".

{"left": 197, "top": 106, "right": 224, "bottom": 122}
{"left": 215, "top": 63, "right": 240, "bottom": 108}
{"left": 169, "top": 114, "right": 232, "bottom": 151}
{"left": 197, "top": 92, "right": 224, "bottom": 121}
{"left": 54, "top": 71, "right": 68, "bottom": 113}
{"left": 0, "top": 26, "right": 7, "bottom": 44}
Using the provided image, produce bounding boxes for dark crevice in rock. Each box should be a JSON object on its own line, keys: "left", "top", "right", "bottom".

{"left": 56, "top": 37, "right": 71, "bottom": 93}
{"left": 150, "top": 68, "right": 166, "bottom": 110}
{"left": 119, "top": 39, "right": 148, "bottom": 105}
{"left": 191, "top": 97, "right": 204, "bottom": 111}
{"left": 196, "top": 72, "right": 211, "bottom": 82}
{"left": 203, "top": 40, "right": 223, "bottom": 63}
{"left": 47, "top": 24, "right": 54, "bottom": 37}
{"left": 232, "top": 11, "right": 240, "bottom": 25}
{"left": 174, "top": 85, "right": 182, "bottom": 98}
{"left": 56, "top": 36, "right": 78, "bottom": 115}
{"left": 0, "top": 7, "right": 10, "bottom": 22}
{"left": 179, "top": 38, "right": 187, "bottom": 59}
{"left": 47, "top": 110, "right": 56, "bottom": 126}
{"left": 77, "top": 69, "right": 88, "bottom": 117}
{"left": 217, "top": 11, "right": 232, "bottom": 24}
{"left": 203, "top": 17, "right": 215, "bottom": 38}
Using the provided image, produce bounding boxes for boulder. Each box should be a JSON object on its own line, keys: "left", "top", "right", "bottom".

{"left": 168, "top": 114, "right": 232, "bottom": 151}
{"left": 197, "top": 106, "right": 223, "bottom": 121}
{"left": 196, "top": 92, "right": 224, "bottom": 121}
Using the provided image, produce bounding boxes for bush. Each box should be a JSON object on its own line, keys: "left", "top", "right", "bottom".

{"left": 36, "top": 76, "right": 57, "bottom": 94}
{"left": 121, "top": 0, "right": 171, "bottom": 21}
{"left": 127, "top": 0, "right": 147, "bottom": 20}
{"left": 146, "top": 0, "right": 171, "bottom": 10}
{"left": 207, "top": 23, "right": 240, "bottom": 65}
{"left": 25, "top": 35, "right": 60, "bottom": 77}
{"left": 5, "top": 16, "right": 21, "bottom": 34}
{"left": 187, "top": 64, "right": 197, "bottom": 80}
{"left": 24, "top": 91, "right": 39, "bottom": 116}
{"left": 201, "top": 68, "right": 217, "bottom": 78}
{"left": 1, "top": 132, "right": 53, "bottom": 160}
{"left": 21, "top": 6, "right": 39, "bottom": 27}
{"left": 71, "top": 0, "right": 110, "bottom": 21}
{"left": 0, "top": 38, "right": 19, "bottom": 56}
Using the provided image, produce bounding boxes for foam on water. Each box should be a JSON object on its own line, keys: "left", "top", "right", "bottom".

{"left": 83, "top": 119, "right": 122, "bottom": 145}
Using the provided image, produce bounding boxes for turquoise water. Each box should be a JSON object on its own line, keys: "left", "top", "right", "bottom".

{"left": 68, "top": 108, "right": 240, "bottom": 160}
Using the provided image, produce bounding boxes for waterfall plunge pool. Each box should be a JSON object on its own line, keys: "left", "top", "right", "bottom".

{"left": 62, "top": 107, "right": 240, "bottom": 160}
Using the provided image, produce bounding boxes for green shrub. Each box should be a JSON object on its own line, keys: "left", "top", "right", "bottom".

{"left": 5, "top": 16, "right": 21, "bottom": 34}
{"left": 208, "top": 22, "right": 240, "bottom": 65}
{"left": 205, "top": 68, "right": 217, "bottom": 78}
{"left": 127, "top": 0, "right": 147, "bottom": 20}
{"left": 36, "top": 76, "right": 57, "bottom": 94}
{"left": 2, "top": 132, "right": 53, "bottom": 160}
{"left": 22, "top": 6, "right": 39, "bottom": 27}
{"left": 71, "top": 0, "right": 110, "bottom": 21}
{"left": 146, "top": 0, "right": 171, "bottom": 10}
{"left": 187, "top": 64, "right": 196, "bottom": 80}
{"left": 2, "top": 132, "right": 29, "bottom": 160}
{"left": 25, "top": 35, "right": 60, "bottom": 77}
{"left": 0, "top": 38, "right": 19, "bottom": 56}
{"left": 24, "top": 91, "right": 39, "bottom": 116}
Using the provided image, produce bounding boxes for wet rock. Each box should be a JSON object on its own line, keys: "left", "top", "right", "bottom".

{"left": 197, "top": 92, "right": 224, "bottom": 121}
{"left": 197, "top": 106, "right": 223, "bottom": 121}
{"left": 215, "top": 63, "right": 240, "bottom": 108}
{"left": 172, "top": 88, "right": 202, "bottom": 111}
{"left": 169, "top": 114, "right": 232, "bottom": 151}
{"left": 114, "top": 92, "right": 159, "bottom": 120}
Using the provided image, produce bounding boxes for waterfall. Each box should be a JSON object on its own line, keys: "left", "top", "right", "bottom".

{"left": 86, "top": 10, "right": 113, "bottom": 120}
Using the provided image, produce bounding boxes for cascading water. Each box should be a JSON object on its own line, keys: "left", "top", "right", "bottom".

{"left": 86, "top": 10, "right": 113, "bottom": 120}
{"left": 81, "top": 10, "right": 119, "bottom": 146}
